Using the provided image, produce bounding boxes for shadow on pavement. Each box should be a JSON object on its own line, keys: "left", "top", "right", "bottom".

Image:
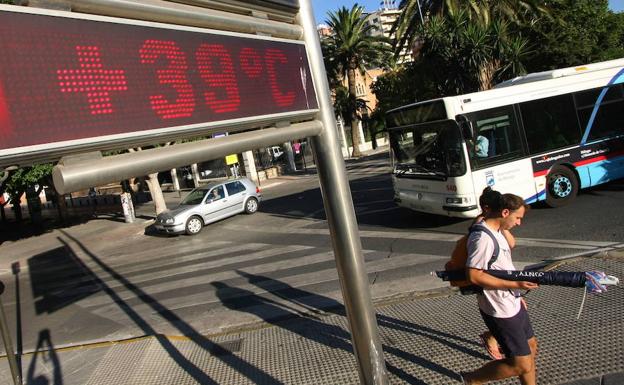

{"left": 26, "top": 329, "right": 63, "bottom": 385}
{"left": 57, "top": 231, "right": 284, "bottom": 385}
{"left": 28, "top": 247, "right": 103, "bottom": 315}
{"left": 11, "top": 262, "right": 23, "bottom": 375}
{"left": 212, "top": 270, "right": 481, "bottom": 384}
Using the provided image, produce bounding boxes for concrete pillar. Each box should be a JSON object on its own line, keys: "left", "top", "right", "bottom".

{"left": 170, "top": 168, "right": 180, "bottom": 191}
{"left": 336, "top": 116, "right": 350, "bottom": 158}
{"left": 242, "top": 151, "right": 258, "bottom": 183}
{"left": 191, "top": 163, "right": 200, "bottom": 187}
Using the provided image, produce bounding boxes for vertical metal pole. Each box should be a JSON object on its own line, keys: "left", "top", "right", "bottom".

{"left": 416, "top": 0, "right": 425, "bottom": 26}
{"left": 0, "top": 282, "right": 22, "bottom": 385}
{"left": 296, "top": 2, "right": 389, "bottom": 384}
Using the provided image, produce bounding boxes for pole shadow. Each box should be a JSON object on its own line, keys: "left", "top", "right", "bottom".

{"left": 26, "top": 330, "right": 62, "bottom": 385}
{"left": 58, "top": 231, "right": 282, "bottom": 385}
{"left": 11, "top": 262, "right": 23, "bottom": 379}
{"left": 212, "top": 270, "right": 473, "bottom": 383}
{"left": 236, "top": 270, "right": 485, "bottom": 358}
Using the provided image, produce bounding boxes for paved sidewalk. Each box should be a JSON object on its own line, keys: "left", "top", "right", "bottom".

{"left": 1, "top": 253, "right": 622, "bottom": 385}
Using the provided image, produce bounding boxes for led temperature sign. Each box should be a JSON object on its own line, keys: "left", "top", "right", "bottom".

{"left": 0, "top": 7, "right": 317, "bottom": 158}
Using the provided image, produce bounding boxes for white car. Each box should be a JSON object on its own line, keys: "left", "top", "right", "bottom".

{"left": 155, "top": 177, "right": 261, "bottom": 235}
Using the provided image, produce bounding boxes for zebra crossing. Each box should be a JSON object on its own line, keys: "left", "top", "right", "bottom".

{"left": 31, "top": 216, "right": 618, "bottom": 344}
{"left": 51, "top": 232, "right": 445, "bottom": 333}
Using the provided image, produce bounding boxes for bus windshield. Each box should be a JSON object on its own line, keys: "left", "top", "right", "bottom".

{"left": 388, "top": 119, "right": 466, "bottom": 179}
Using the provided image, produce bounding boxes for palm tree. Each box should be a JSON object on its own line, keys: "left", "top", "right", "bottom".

{"left": 392, "top": 0, "right": 547, "bottom": 62}
{"left": 322, "top": 5, "right": 391, "bottom": 157}
{"left": 418, "top": 10, "right": 531, "bottom": 93}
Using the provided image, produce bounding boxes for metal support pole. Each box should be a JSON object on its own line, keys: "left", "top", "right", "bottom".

{"left": 0, "top": 281, "right": 22, "bottom": 385}
{"left": 296, "top": 2, "right": 388, "bottom": 384}
{"left": 416, "top": 0, "right": 424, "bottom": 26}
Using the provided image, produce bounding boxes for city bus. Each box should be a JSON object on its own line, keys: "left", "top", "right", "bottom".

{"left": 387, "top": 58, "right": 624, "bottom": 218}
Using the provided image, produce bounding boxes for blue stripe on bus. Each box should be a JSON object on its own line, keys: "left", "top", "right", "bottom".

{"left": 580, "top": 67, "right": 624, "bottom": 145}
{"left": 576, "top": 153, "right": 624, "bottom": 187}
{"left": 525, "top": 189, "right": 546, "bottom": 204}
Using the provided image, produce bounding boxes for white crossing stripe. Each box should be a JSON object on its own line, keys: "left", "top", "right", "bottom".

{"left": 222, "top": 224, "right": 618, "bottom": 250}
{"left": 85, "top": 249, "right": 444, "bottom": 319}
{"left": 78, "top": 244, "right": 316, "bottom": 307}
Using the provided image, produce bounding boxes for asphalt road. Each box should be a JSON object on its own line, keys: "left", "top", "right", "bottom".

{"left": 237, "top": 152, "right": 624, "bottom": 262}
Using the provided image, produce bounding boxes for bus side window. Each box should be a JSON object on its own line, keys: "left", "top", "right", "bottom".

{"left": 467, "top": 105, "right": 523, "bottom": 168}
{"left": 576, "top": 84, "right": 624, "bottom": 142}
{"left": 519, "top": 93, "right": 580, "bottom": 154}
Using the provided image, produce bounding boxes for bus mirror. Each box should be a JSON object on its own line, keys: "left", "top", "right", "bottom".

{"left": 459, "top": 120, "right": 474, "bottom": 140}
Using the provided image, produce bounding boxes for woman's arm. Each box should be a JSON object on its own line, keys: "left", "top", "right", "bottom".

{"left": 467, "top": 268, "right": 538, "bottom": 290}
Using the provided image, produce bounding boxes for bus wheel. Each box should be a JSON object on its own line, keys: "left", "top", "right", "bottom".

{"left": 545, "top": 166, "right": 578, "bottom": 207}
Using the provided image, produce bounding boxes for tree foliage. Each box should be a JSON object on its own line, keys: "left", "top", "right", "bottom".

{"left": 332, "top": 85, "right": 368, "bottom": 126}
{"left": 519, "top": 0, "right": 624, "bottom": 72}
{"left": 5, "top": 164, "right": 53, "bottom": 202}
{"left": 418, "top": 10, "right": 531, "bottom": 93}
{"left": 3, "top": 164, "right": 53, "bottom": 221}
{"left": 370, "top": 61, "right": 438, "bottom": 115}
{"left": 392, "top": 0, "right": 547, "bottom": 61}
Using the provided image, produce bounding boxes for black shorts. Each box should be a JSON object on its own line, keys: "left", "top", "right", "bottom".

{"left": 480, "top": 306, "right": 535, "bottom": 357}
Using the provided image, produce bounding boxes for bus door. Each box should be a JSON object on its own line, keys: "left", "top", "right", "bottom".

{"left": 465, "top": 106, "right": 538, "bottom": 202}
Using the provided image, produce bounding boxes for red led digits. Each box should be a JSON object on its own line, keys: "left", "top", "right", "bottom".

{"left": 240, "top": 47, "right": 263, "bottom": 78}
{"left": 140, "top": 40, "right": 196, "bottom": 119}
{"left": 196, "top": 44, "right": 241, "bottom": 113}
{"left": 57, "top": 46, "right": 128, "bottom": 115}
{"left": 0, "top": 9, "right": 318, "bottom": 154}
{"left": 265, "top": 49, "right": 296, "bottom": 107}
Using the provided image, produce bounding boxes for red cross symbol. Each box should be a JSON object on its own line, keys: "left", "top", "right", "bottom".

{"left": 57, "top": 46, "right": 128, "bottom": 115}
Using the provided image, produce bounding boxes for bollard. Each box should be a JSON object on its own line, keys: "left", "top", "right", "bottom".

{"left": 0, "top": 281, "right": 22, "bottom": 385}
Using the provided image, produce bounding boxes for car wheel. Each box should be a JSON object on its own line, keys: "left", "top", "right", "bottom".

{"left": 545, "top": 165, "right": 578, "bottom": 208}
{"left": 185, "top": 216, "right": 204, "bottom": 235}
{"left": 244, "top": 197, "right": 258, "bottom": 214}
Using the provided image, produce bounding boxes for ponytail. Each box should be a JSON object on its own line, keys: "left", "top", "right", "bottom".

{"left": 480, "top": 187, "right": 527, "bottom": 213}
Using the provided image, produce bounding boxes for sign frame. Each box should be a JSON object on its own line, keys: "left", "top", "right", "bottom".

{"left": 0, "top": 4, "right": 318, "bottom": 167}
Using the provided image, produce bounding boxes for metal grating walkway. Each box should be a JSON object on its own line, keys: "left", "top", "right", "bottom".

{"left": 2, "top": 256, "right": 623, "bottom": 384}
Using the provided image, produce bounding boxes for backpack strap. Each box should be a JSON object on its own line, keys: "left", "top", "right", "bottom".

{"left": 468, "top": 225, "right": 500, "bottom": 269}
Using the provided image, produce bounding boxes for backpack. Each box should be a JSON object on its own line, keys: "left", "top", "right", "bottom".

{"left": 444, "top": 225, "right": 500, "bottom": 295}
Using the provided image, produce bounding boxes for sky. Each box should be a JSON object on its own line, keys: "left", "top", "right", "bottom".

{"left": 312, "top": 0, "right": 624, "bottom": 24}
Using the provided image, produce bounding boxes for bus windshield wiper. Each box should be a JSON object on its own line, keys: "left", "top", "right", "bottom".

{"left": 394, "top": 163, "right": 445, "bottom": 176}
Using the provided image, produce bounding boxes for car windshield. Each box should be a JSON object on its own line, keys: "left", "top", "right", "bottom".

{"left": 180, "top": 188, "right": 207, "bottom": 205}
{"left": 388, "top": 119, "right": 466, "bottom": 178}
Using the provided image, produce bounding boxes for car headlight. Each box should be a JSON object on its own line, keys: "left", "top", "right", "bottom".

{"left": 165, "top": 218, "right": 174, "bottom": 224}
